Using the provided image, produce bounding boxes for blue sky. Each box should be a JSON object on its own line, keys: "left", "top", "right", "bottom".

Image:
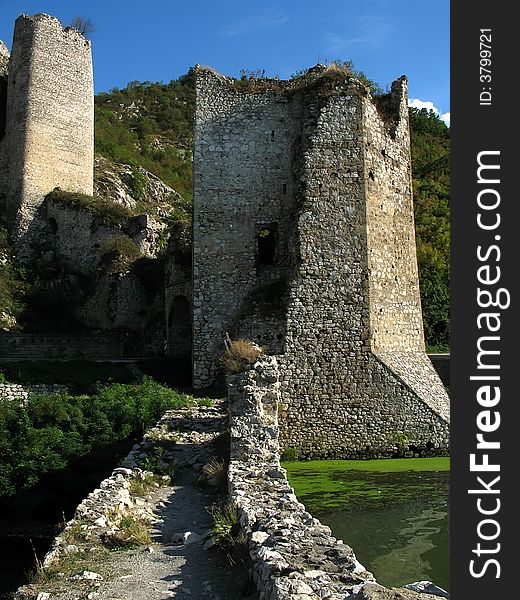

{"left": 0, "top": 0, "right": 450, "bottom": 123}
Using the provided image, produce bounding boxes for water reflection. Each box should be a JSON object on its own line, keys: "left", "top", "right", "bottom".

{"left": 284, "top": 460, "right": 449, "bottom": 591}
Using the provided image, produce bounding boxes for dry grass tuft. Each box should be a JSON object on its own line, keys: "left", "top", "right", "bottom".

{"left": 221, "top": 339, "right": 263, "bottom": 374}
{"left": 102, "top": 514, "right": 151, "bottom": 550}
{"left": 202, "top": 458, "right": 227, "bottom": 488}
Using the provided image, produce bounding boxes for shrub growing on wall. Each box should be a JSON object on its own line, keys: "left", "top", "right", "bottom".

{"left": 99, "top": 235, "right": 142, "bottom": 274}
{"left": 46, "top": 189, "right": 135, "bottom": 226}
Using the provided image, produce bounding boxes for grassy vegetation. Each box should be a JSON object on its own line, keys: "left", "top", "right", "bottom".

{"left": 94, "top": 72, "right": 196, "bottom": 201}
{"left": 29, "top": 544, "right": 110, "bottom": 586}
{"left": 102, "top": 514, "right": 152, "bottom": 549}
{"left": 209, "top": 500, "right": 240, "bottom": 548}
{"left": 128, "top": 472, "right": 164, "bottom": 497}
{"left": 220, "top": 339, "right": 263, "bottom": 374}
{"left": 207, "top": 499, "right": 253, "bottom": 592}
{"left": 46, "top": 189, "right": 135, "bottom": 226}
{"left": 228, "top": 60, "right": 384, "bottom": 96}
{"left": 99, "top": 234, "right": 142, "bottom": 274}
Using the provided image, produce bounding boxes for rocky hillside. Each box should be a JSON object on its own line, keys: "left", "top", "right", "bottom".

{"left": 93, "top": 156, "right": 190, "bottom": 223}
{"left": 94, "top": 71, "right": 195, "bottom": 202}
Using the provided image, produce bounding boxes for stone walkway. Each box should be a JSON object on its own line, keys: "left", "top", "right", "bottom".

{"left": 16, "top": 401, "right": 258, "bottom": 600}
{"left": 92, "top": 470, "right": 254, "bottom": 600}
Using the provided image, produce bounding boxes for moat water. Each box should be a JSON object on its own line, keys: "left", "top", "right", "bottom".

{"left": 283, "top": 457, "right": 450, "bottom": 592}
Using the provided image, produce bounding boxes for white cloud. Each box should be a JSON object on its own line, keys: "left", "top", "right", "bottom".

{"left": 221, "top": 11, "right": 289, "bottom": 37}
{"left": 325, "top": 15, "right": 394, "bottom": 52}
{"left": 409, "top": 98, "right": 450, "bottom": 127}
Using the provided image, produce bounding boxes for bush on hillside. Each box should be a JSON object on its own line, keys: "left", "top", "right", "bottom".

{"left": 0, "top": 377, "right": 198, "bottom": 498}
{"left": 99, "top": 235, "right": 142, "bottom": 274}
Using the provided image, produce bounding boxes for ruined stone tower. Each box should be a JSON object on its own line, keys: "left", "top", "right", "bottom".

{"left": 193, "top": 66, "right": 449, "bottom": 457}
{"left": 0, "top": 14, "right": 94, "bottom": 259}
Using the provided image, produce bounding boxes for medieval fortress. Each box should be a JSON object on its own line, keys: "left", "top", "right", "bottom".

{"left": 0, "top": 14, "right": 449, "bottom": 457}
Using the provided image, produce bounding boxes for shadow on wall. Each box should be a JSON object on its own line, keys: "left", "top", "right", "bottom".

{"left": 427, "top": 353, "right": 450, "bottom": 386}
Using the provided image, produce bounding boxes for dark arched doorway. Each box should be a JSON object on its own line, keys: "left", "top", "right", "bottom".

{"left": 168, "top": 295, "right": 191, "bottom": 359}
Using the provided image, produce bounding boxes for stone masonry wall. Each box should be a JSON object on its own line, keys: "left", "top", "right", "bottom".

{"left": 0, "top": 332, "right": 128, "bottom": 359}
{"left": 0, "top": 382, "right": 66, "bottom": 402}
{"left": 363, "top": 79, "right": 425, "bottom": 352}
{"left": 0, "top": 40, "right": 8, "bottom": 141}
{"left": 3, "top": 13, "right": 93, "bottom": 260}
{"left": 228, "top": 358, "right": 445, "bottom": 600}
{"left": 277, "top": 74, "right": 449, "bottom": 457}
{"left": 76, "top": 273, "right": 152, "bottom": 334}
{"left": 192, "top": 68, "right": 300, "bottom": 387}
{"left": 193, "top": 66, "right": 450, "bottom": 457}
{"left": 0, "top": 41, "right": 9, "bottom": 213}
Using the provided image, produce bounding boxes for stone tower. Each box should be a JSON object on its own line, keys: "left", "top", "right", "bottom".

{"left": 193, "top": 66, "right": 449, "bottom": 457}
{"left": 0, "top": 13, "right": 94, "bottom": 259}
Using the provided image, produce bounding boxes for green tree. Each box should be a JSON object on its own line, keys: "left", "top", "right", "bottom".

{"left": 410, "top": 107, "right": 450, "bottom": 350}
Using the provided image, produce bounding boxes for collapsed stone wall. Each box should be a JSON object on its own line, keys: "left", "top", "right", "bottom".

{"left": 46, "top": 195, "right": 158, "bottom": 266}
{"left": 45, "top": 199, "right": 131, "bottom": 274}
{"left": 0, "top": 382, "right": 66, "bottom": 402}
{"left": 228, "top": 358, "right": 445, "bottom": 600}
{"left": 2, "top": 13, "right": 93, "bottom": 260}
{"left": 193, "top": 66, "right": 449, "bottom": 457}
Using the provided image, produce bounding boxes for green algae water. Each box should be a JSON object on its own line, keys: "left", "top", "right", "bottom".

{"left": 283, "top": 458, "right": 450, "bottom": 592}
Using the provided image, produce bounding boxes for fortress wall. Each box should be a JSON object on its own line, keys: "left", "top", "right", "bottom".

{"left": 277, "top": 78, "right": 448, "bottom": 456}
{"left": 4, "top": 13, "right": 93, "bottom": 257}
{"left": 194, "top": 68, "right": 450, "bottom": 456}
{"left": 0, "top": 332, "right": 127, "bottom": 359}
{"left": 193, "top": 69, "right": 301, "bottom": 387}
{"left": 280, "top": 349, "right": 449, "bottom": 458}
{"left": 363, "top": 78, "right": 425, "bottom": 351}
{"left": 46, "top": 199, "right": 120, "bottom": 274}
{"left": 228, "top": 359, "right": 445, "bottom": 599}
